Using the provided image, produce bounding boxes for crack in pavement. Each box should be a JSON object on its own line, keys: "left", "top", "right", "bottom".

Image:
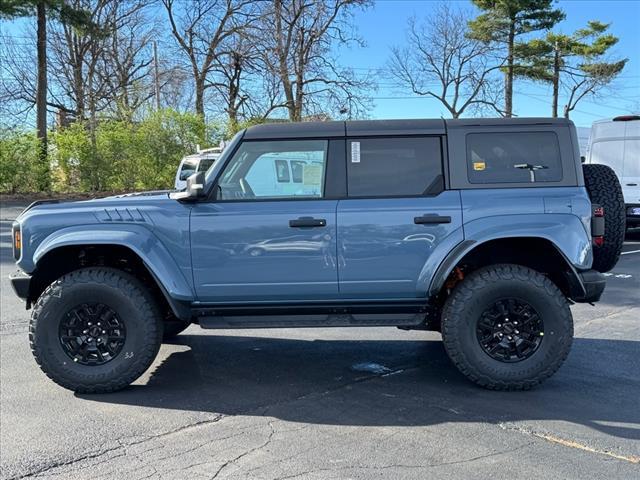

{"left": 209, "top": 421, "right": 276, "bottom": 479}
{"left": 498, "top": 423, "right": 640, "bottom": 464}
{"left": 273, "top": 442, "right": 536, "bottom": 479}
{"left": 6, "top": 357, "right": 639, "bottom": 478}
{"left": 5, "top": 364, "right": 418, "bottom": 479}
{"left": 5, "top": 415, "right": 226, "bottom": 480}
{"left": 574, "top": 305, "right": 639, "bottom": 332}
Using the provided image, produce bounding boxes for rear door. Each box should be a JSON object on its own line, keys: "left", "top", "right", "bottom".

{"left": 622, "top": 121, "right": 640, "bottom": 208}
{"left": 337, "top": 136, "right": 463, "bottom": 298}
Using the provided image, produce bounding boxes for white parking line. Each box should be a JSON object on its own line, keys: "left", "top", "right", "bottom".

{"left": 621, "top": 249, "right": 640, "bottom": 255}
{"left": 603, "top": 273, "right": 634, "bottom": 278}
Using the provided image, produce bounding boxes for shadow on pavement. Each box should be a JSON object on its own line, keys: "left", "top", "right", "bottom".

{"left": 81, "top": 334, "right": 640, "bottom": 442}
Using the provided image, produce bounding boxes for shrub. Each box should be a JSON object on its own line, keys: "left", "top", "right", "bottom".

{"left": 0, "top": 130, "right": 41, "bottom": 193}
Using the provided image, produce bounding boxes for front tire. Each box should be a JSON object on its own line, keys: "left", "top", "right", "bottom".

{"left": 441, "top": 264, "right": 573, "bottom": 390}
{"left": 29, "top": 268, "right": 163, "bottom": 393}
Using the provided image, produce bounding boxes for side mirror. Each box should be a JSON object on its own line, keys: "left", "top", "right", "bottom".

{"left": 170, "top": 172, "right": 205, "bottom": 200}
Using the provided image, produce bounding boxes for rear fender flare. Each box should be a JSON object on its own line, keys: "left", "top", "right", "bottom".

{"left": 426, "top": 214, "right": 592, "bottom": 297}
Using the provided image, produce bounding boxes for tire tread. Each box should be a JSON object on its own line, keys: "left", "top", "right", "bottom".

{"left": 29, "top": 267, "right": 162, "bottom": 393}
{"left": 441, "top": 264, "right": 573, "bottom": 391}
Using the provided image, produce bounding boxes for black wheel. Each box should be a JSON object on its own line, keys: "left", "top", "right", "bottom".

{"left": 583, "top": 163, "right": 625, "bottom": 272}
{"left": 441, "top": 264, "right": 573, "bottom": 390}
{"left": 162, "top": 317, "right": 190, "bottom": 341}
{"left": 29, "top": 268, "right": 163, "bottom": 393}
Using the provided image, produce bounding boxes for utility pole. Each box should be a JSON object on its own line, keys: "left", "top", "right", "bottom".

{"left": 36, "top": 0, "right": 50, "bottom": 191}
{"left": 153, "top": 41, "right": 161, "bottom": 110}
{"left": 552, "top": 40, "right": 560, "bottom": 118}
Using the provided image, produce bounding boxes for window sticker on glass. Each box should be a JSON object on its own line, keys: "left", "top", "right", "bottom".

{"left": 302, "top": 164, "right": 322, "bottom": 186}
{"left": 473, "top": 161, "right": 486, "bottom": 171}
{"left": 351, "top": 141, "right": 361, "bottom": 163}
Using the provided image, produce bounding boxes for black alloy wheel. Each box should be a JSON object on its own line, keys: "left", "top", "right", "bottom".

{"left": 59, "top": 303, "right": 126, "bottom": 366}
{"left": 476, "top": 298, "right": 544, "bottom": 363}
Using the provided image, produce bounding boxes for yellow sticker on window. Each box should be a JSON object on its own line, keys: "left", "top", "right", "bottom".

{"left": 473, "top": 162, "right": 486, "bottom": 171}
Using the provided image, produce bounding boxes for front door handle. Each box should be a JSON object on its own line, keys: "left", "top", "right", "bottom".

{"left": 289, "top": 217, "right": 327, "bottom": 228}
{"left": 414, "top": 214, "right": 451, "bottom": 225}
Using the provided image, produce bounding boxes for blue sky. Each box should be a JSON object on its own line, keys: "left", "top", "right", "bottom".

{"left": 341, "top": 0, "right": 640, "bottom": 127}
{"left": 2, "top": 0, "right": 638, "bottom": 128}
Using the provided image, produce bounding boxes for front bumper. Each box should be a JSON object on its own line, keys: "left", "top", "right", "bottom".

{"left": 570, "top": 269, "right": 606, "bottom": 303}
{"left": 9, "top": 270, "right": 31, "bottom": 300}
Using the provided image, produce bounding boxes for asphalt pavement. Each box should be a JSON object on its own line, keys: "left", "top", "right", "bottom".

{"left": 1, "top": 201, "right": 639, "bottom": 479}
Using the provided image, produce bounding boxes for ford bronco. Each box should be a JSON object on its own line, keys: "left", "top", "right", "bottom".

{"left": 10, "top": 118, "right": 626, "bottom": 393}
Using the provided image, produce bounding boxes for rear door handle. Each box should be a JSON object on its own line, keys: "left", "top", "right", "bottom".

{"left": 289, "top": 217, "right": 327, "bottom": 228}
{"left": 414, "top": 214, "right": 451, "bottom": 225}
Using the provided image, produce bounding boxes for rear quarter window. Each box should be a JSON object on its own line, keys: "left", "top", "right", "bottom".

{"left": 466, "top": 132, "right": 563, "bottom": 184}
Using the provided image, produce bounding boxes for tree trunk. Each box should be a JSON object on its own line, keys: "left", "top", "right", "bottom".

{"left": 504, "top": 20, "right": 515, "bottom": 118}
{"left": 153, "top": 41, "right": 161, "bottom": 110}
{"left": 195, "top": 76, "right": 205, "bottom": 118}
{"left": 274, "top": 0, "right": 296, "bottom": 121}
{"left": 36, "top": 0, "right": 50, "bottom": 191}
{"left": 552, "top": 44, "right": 560, "bottom": 118}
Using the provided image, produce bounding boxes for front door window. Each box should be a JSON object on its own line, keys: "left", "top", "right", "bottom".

{"left": 218, "top": 140, "right": 327, "bottom": 200}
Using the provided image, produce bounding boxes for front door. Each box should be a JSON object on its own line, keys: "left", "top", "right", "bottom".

{"left": 191, "top": 139, "right": 338, "bottom": 303}
{"left": 337, "top": 136, "right": 463, "bottom": 298}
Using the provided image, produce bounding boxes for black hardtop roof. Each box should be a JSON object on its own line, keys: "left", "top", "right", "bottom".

{"left": 243, "top": 117, "right": 572, "bottom": 140}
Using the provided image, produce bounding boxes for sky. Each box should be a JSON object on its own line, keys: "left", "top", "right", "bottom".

{"left": 2, "top": 0, "right": 639, "bottom": 128}
{"left": 339, "top": 0, "right": 640, "bottom": 127}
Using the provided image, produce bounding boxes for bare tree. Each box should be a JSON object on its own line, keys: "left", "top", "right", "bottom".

{"left": 389, "top": 4, "right": 504, "bottom": 118}
{"left": 1, "top": 1, "right": 155, "bottom": 124}
{"left": 100, "top": 1, "right": 155, "bottom": 120}
{"left": 264, "top": 0, "right": 373, "bottom": 121}
{"left": 162, "top": 0, "right": 256, "bottom": 118}
{"left": 47, "top": 0, "right": 115, "bottom": 122}
{"left": 206, "top": 34, "right": 256, "bottom": 126}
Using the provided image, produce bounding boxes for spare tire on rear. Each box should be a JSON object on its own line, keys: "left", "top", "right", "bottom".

{"left": 582, "top": 163, "right": 625, "bottom": 272}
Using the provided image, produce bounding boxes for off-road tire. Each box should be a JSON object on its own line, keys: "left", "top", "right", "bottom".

{"left": 29, "top": 267, "right": 163, "bottom": 393}
{"left": 441, "top": 264, "right": 573, "bottom": 391}
{"left": 162, "top": 318, "right": 191, "bottom": 341}
{"left": 583, "top": 163, "right": 625, "bottom": 272}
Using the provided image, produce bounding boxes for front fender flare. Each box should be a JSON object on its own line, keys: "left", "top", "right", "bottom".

{"left": 33, "top": 224, "right": 194, "bottom": 302}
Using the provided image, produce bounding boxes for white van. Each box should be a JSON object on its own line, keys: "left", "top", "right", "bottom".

{"left": 243, "top": 152, "right": 325, "bottom": 198}
{"left": 586, "top": 115, "right": 640, "bottom": 228}
{"left": 174, "top": 148, "right": 222, "bottom": 190}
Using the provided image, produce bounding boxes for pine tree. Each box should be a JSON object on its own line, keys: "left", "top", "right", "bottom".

{"left": 516, "top": 21, "right": 626, "bottom": 117}
{"left": 469, "top": 0, "right": 565, "bottom": 117}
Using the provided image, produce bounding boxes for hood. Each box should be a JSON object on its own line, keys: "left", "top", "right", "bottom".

{"left": 17, "top": 191, "right": 173, "bottom": 220}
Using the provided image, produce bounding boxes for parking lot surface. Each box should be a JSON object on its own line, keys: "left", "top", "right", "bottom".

{"left": 1, "top": 201, "right": 639, "bottom": 479}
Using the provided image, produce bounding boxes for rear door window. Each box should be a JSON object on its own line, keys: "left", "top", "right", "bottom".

{"left": 466, "top": 132, "right": 563, "bottom": 184}
{"left": 346, "top": 137, "right": 443, "bottom": 197}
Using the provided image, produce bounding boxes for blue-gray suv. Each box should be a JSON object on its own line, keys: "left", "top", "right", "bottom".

{"left": 10, "top": 118, "right": 626, "bottom": 393}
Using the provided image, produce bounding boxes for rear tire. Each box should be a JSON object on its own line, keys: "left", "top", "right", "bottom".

{"left": 29, "top": 268, "right": 163, "bottom": 393}
{"left": 441, "top": 264, "right": 573, "bottom": 390}
{"left": 582, "top": 163, "right": 625, "bottom": 272}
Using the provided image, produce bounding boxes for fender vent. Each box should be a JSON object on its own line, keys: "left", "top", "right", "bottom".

{"left": 96, "top": 208, "right": 147, "bottom": 223}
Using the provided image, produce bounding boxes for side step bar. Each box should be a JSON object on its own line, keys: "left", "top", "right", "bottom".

{"left": 191, "top": 301, "right": 432, "bottom": 329}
